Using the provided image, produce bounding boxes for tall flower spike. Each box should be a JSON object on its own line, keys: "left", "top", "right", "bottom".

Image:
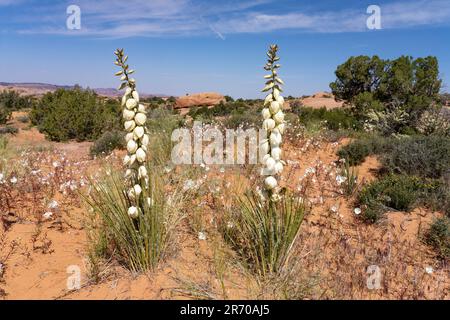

{"left": 114, "top": 48, "right": 149, "bottom": 219}
{"left": 261, "top": 44, "right": 285, "bottom": 198}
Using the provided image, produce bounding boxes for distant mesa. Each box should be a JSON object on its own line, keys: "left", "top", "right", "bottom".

{"left": 175, "top": 92, "right": 225, "bottom": 109}
{"left": 0, "top": 82, "right": 168, "bottom": 98}
{"left": 300, "top": 91, "right": 343, "bottom": 109}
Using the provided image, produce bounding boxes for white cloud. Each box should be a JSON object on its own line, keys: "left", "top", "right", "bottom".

{"left": 213, "top": 0, "right": 450, "bottom": 34}
{"left": 13, "top": 0, "right": 450, "bottom": 37}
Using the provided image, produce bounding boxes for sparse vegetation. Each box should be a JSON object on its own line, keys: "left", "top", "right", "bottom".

{"left": 295, "top": 106, "right": 359, "bottom": 131}
{"left": 89, "top": 130, "right": 125, "bottom": 157}
{"left": 424, "top": 217, "right": 450, "bottom": 260}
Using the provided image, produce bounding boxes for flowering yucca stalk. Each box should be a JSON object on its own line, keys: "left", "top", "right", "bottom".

{"left": 114, "top": 48, "right": 150, "bottom": 219}
{"left": 222, "top": 45, "right": 305, "bottom": 278}
{"left": 261, "top": 44, "right": 286, "bottom": 200}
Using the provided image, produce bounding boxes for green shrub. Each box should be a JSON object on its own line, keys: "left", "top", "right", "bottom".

{"left": 30, "top": 87, "right": 120, "bottom": 142}
{"left": 358, "top": 174, "right": 447, "bottom": 223}
{"left": 16, "top": 115, "right": 29, "bottom": 123}
{"left": 330, "top": 55, "right": 442, "bottom": 134}
{"left": 90, "top": 130, "right": 125, "bottom": 157}
{"left": 297, "top": 107, "right": 358, "bottom": 131}
{"left": 0, "top": 106, "right": 11, "bottom": 125}
{"left": 337, "top": 135, "right": 390, "bottom": 165}
{"left": 424, "top": 217, "right": 450, "bottom": 260}
{"left": 381, "top": 135, "right": 450, "bottom": 179}
{"left": 222, "top": 191, "right": 306, "bottom": 277}
{"left": 0, "top": 126, "right": 18, "bottom": 135}
{"left": 0, "top": 90, "right": 32, "bottom": 111}
{"left": 223, "top": 109, "right": 261, "bottom": 129}
{"left": 146, "top": 107, "right": 185, "bottom": 166}
{"left": 337, "top": 140, "right": 372, "bottom": 165}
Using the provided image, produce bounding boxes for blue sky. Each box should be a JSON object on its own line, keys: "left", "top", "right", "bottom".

{"left": 0, "top": 0, "right": 449, "bottom": 98}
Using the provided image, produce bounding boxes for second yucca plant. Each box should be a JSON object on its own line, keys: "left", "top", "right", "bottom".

{"left": 223, "top": 45, "right": 305, "bottom": 277}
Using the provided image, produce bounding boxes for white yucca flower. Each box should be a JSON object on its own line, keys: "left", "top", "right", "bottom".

{"left": 260, "top": 44, "right": 286, "bottom": 195}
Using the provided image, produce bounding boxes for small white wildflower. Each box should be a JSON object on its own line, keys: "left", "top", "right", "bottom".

{"left": 43, "top": 212, "right": 53, "bottom": 220}
{"left": 425, "top": 266, "right": 434, "bottom": 274}
{"left": 10, "top": 176, "right": 17, "bottom": 184}
{"left": 183, "top": 179, "right": 196, "bottom": 191}
{"left": 198, "top": 231, "right": 206, "bottom": 240}
{"left": 48, "top": 200, "right": 59, "bottom": 209}
{"left": 354, "top": 208, "right": 361, "bottom": 215}
{"left": 336, "top": 175, "right": 347, "bottom": 186}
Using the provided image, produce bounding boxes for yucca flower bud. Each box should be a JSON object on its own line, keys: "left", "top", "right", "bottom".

{"left": 274, "top": 161, "right": 283, "bottom": 174}
{"left": 264, "top": 176, "right": 278, "bottom": 190}
{"left": 123, "top": 109, "right": 135, "bottom": 121}
{"left": 263, "top": 118, "right": 276, "bottom": 131}
{"left": 275, "top": 123, "right": 285, "bottom": 134}
{"left": 123, "top": 155, "right": 131, "bottom": 166}
{"left": 124, "top": 120, "right": 136, "bottom": 132}
{"left": 271, "top": 147, "right": 281, "bottom": 160}
{"left": 125, "top": 169, "right": 133, "bottom": 178}
{"left": 134, "top": 113, "right": 147, "bottom": 126}
{"left": 138, "top": 104, "right": 146, "bottom": 113}
{"left": 269, "top": 131, "right": 282, "bottom": 147}
{"left": 126, "top": 98, "right": 137, "bottom": 110}
{"left": 264, "top": 94, "right": 273, "bottom": 106}
{"left": 265, "top": 156, "right": 276, "bottom": 171}
{"left": 136, "top": 148, "right": 146, "bottom": 163}
{"left": 129, "top": 154, "right": 137, "bottom": 166}
{"left": 125, "top": 132, "right": 134, "bottom": 142}
{"left": 141, "top": 134, "right": 149, "bottom": 146}
{"left": 128, "top": 206, "right": 138, "bottom": 219}
{"left": 273, "top": 111, "right": 285, "bottom": 124}
{"left": 133, "top": 126, "right": 145, "bottom": 139}
{"left": 132, "top": 91, "right": 139, "bottom": 102}
{"left": 138, "top": 165, "right": 148, "bottom": 179}
{"left": 127, "top": 139, "right": 138, "bottom": 154}
{"left": 269, "top": 101, "right": 280, "bottom": 114}
{"left": 262, "top": 108, "right": 271, "bottom": 120}
{"left": 133, "top": 184, "right": 142, "bottom": 197}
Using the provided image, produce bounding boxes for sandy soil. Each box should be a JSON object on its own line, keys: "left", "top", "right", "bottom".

{"left": 0, "top": 114, "right": 448, "bottom": 300}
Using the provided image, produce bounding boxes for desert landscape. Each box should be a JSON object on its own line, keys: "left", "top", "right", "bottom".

{"left": 1, "top": 50, "right": 449, "bottom": 300}
{"left": 1, "top": 0, "right": 449, "bottom": 305}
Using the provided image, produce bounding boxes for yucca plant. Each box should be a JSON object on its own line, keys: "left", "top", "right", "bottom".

{"left": 223, "top": 45, "right": 306, "bottom": 277}
{"left": 339, "top": 161, "right": 359, "bottom": 196}
{"left": 223, "top": 190, "right": 305, "bottom": 277}
{"left": 84, "top": 166, "right": 173, "bottom": 272}
{"left": 84, "top": 49, "right": 181, "bottom": 272}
